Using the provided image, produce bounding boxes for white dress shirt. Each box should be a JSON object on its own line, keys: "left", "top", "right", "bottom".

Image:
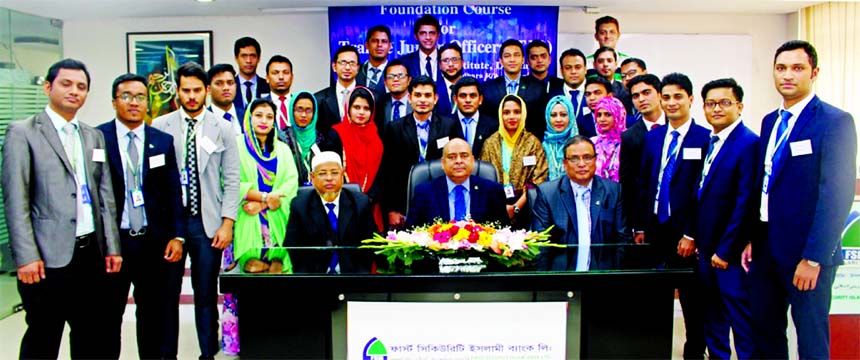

{"left": 46, "top": 105, "right": 95, "bottom": 236}
{"left": 209, "top": 105, "right": 242, "bottom": 135}
{"left": 115, "top": 119, "right": 149, "bottom": 229}
{"left": 563, "top": 82, "right": 586, "bottom": 119}
{"left": 422, "top": 49, "right": 439, "bottom": 81}
{"left": 336, "top": 81, "right": 356, "bottom": 119}
{"left": 654, "top": 118, "right": 693, "bottom": 215}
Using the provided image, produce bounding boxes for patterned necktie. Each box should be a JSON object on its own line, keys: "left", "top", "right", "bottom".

{"left": 325, "top": 202, "right": 339, "bottom": 274}
{"left": 768, "top": 110, "right": 793, "bottom": 192}
{"left": 576, "top": 187, "right": 592, "bottom": 271}
{"left": 699, "top": 135, "right": 720, "bottom": 199}
{"left": 416, "top": 120, "right": 430, "bottom": 162}
{"left": 453, "top": 185, "right": 467, "bottom": 221}
{"left": 126, "top": 132, "right": 144, "bottom": 231}
{"left": 569, "top": 90, "right": 580, "bottom": 116}
{"left": 368, "top": 67, "right": 380, "bottom": 88}
{"left": 279, "top": 95, "right": 288, "bottom": 130}
{"left": 244, "top": 81, "right": 253, "bottom": 104}
{"left": 185, "top": 117, "right": 200, "bottom": 216}
{"left": 461, "top": 117, "right": 474, "bottom": 145}
{"left": 507, "top": 81, "right": 518, "bottom": 95}
{"left": 392, "top": 100, "right": 403, "bottom": 122}
{"left": 425, "top": 55, "right": 433, "bottom": 79}
{"left": 657, "top": 130, "right": 680, "bottom": 223}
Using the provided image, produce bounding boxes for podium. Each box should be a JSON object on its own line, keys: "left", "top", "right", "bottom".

{"left": 220, "top": 268, "right": 691, "bottom": 359}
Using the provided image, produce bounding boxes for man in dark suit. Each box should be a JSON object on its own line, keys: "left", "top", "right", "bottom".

{"left": 356, "top": 25, "right": 391, "bottom": 94}
{"left": 233, "top": 37, "right": 270, "bottom": 110}
{"left": 593, "top": 47, "right": 633, "bottom": 115}
{"left": 97, "top": 73, "right": 186, "bottom": 359}
{"left": 286, "top": 152, "right": 377, "bottom": 273}
{"left": 532, "top": 135, "right": 631, "bottom": 271}
{"left": 435, "top": 42, "right": 464, "bottom": 116}
{"left": 397, "top": 15, "right": 442, "bottom": 82}
{"left": 746, "top": 40, "right": 856, "bottom": 360}
{"left": 480, "top": 39, "right": 547, "bottom": 140}
{"left": 549, "top": 48, "right": 589, "bottom": 128}
{"left": 637, "top": 72, "right": 710, "bottom": 359}
{"left": 262, "top": 55, "right": 295, "bottom": 131}
{"left": 683, "top": 78, "right": 757, "bottom": 359}
{"left": 375, "top": 59, "right": 413, "bottom": 134}
{"left": 316, "top": 45, "right": 362, "bottom": 132}
{"left": 207, "top": 64, "right": 245, "bottom": 135}
{"left": 2, "top": 59, "right": 121, "bottom": 359}
{"left": 407, "top": 139, "right": 507, "bottom": 226}
{"left": 578, "top": 76, "right": 614, "bottom": 137}
{"left": 619, "top": 57, "right": 647, "bottom": 117}
{"left": 381, "top": 76, "right": 464, "bottom": 229}
{"left": 452, "top": 76, "right": 497, "bottom": 158}
{"left": 525, "top": 40, "right": 565, "bottom": 93}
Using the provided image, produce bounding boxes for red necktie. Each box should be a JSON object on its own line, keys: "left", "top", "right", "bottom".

{"left": 651, "top": 123, "right": 660, "bottom": 130}
{"left": 279, "top": 95, "right": 288, "bottom": 130}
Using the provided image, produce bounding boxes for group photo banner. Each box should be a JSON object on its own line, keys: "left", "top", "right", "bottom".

{"left": 328, "top": 5, "right": 559, "bottom": 82}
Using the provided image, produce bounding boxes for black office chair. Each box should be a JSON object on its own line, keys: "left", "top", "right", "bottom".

{"left": 296, "top": 183, "right": 362, "bottom": 198}
{"left": 405, "top": 159, "right": 498, "bottom": 218}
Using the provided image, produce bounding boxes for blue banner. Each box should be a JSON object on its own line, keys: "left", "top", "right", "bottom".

{"left": 327, "top": 5, "right": 559, "bottom": 82}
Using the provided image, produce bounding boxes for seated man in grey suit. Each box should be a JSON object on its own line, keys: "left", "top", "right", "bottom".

{"left": 407, "top": 138, "right": 508, "bottom": 227}
{"left": 532, "top": 135, "right": 631, "bottom": 271}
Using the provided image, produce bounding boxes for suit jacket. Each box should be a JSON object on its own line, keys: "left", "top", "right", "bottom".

{"left": 375, "top": 93, "right": 413, "bottom": 137}
{"left": 755, "top": 96, "right": 856, "bottom": 268}
{"left": 577, "top": 112, "right": 598, "bottom": 138}
{"left": 285, "top": 186, "right": 377, "bottom": 273}
{"left": 684, "top": 122, "right": 759, "bottom": 265}
{"left": 232, "top": 74, "right": 270, "bottom": 110}
{"left": 532, "top": 176, "right": 631, "bottom": 271}
{"left": 315, "top": 85, "right": 382, "bottom": 133}
{"left": 467, "top": 113, "right": 499, "bottom": 159}
{"left": 434, "top": 76, "right": 455, "bottom": 117}
{"left": 620, "top": 119, "right": 647, "bottom": 230}
{"left": 97, "top": 122, "right": 185, "bottom": 245}
{"left": 525, "top": 74, "right": 564, "bottom": 95}
{"left": 406, "top": 175, "right": 508, "bottom": 227}
{"left": 2, "top": 110, "right": 119, "bottom": 268}
{"left": 398, "top": 50, "right": 443, "bottom": 83}
{"left": 479, "top": 75, "right": 548, "bottom": 140}
{"left": 151, "top": 110, "right": 241, "bottom": 238}
{"left": 380, "top": 112, "right": 464, "bottom": 214}
{"left": 356, "top": 60, "right": 389, "bottom": 94}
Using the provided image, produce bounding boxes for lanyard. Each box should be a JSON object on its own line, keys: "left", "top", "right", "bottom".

{"left": 120, "top": 132, "right": 144, "bottom": 187}
{"left": 501, "top": 141, "right": 512, "bottom": 184}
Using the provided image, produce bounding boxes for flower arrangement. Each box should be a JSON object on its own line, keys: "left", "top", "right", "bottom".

{"left": 361, "top": 219, "right": 557, "bottom": 273}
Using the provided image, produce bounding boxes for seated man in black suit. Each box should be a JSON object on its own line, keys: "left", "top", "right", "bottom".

{"left": 407, "top": 139, "right": 508, "bottom": 227}
{"left": 285, "top": 152, "right": 377, "bottom": 274}
{"left": 532, "top": 135, "right": 631, "bottom": 271}
{"left": 480, "top": 39, "right": 547, "bottom": 140}
{"left": 452, "top": 76, "right": 498, "bottom": 158}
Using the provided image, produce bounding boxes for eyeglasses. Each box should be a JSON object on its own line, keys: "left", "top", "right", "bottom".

{"left": 336, "top": 60, "right": 358, "bottom": 68}
{"left": 118, "top": 93, "right": 147, "bottom": 103}
{"left": 704, "top": 99, "right": 738, "bottom": 109}
{"left": 622, "top": 70, "right": 640, "bottom": 79}
{"left": 565, "top": 155, "right": 596, "bottom": 164}
{"left": 440, "top": 56, "right": 461, "bottom": 64}
{"left": 386, "top": 73, "right": 408, "bottom": 80}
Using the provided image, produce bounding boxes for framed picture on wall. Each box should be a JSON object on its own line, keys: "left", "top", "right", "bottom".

{"left": 126, "top": 31, "right": 213, "bottom": 121}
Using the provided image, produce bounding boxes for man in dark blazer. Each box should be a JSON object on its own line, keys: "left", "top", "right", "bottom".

{"left": 397, "top": 15, "right": 443, "bottom": 83}
{"left": 232, "top": 37, "right": 270, "bottom": 110}
{"left": 637, "top": 73, "right": 710, "bottom": 359}
{"left": 746, "top": 41, "right": 856, "bottom": 360}
{"left": 452, "top": 76, "right": 497, "bottom": 158}
{"left": 524, "top": 40, "right": 565, "bottom": 94}
{"left": 532, "top": 135, "right": 630, "bottom": 271}
{"left": 374, "top": 59, "right": 412, "bottom": 136}
{"left": 407, "top": 139, "right": 507, "bottom": 227}
{"left": 683, "top": 79, "right": 757, "bottom": 359}
{"left": 355, "top": 25, "right": 391, "bottom": 94}
{"left": 97, "top": 74, "right": 186, "bottom": 359}
{"left": 480, "top": 39, "right": 547, "bottom": 140}
{"left": 548, "top": 48, "right": 589, "bottom": 132}
{"left": 285, "top": 152, "right": 377, "bottom": 273}
{"left": 434, "top": 42, "right": 465, "bottom": 116}
{"left": 381, "top": 76, "right": 464, "bottom": 229}
{"left": 1, "top": 59, "right": 121, "bottom": 359}
{"left": 316, "top": 45, "right": 374, "bottom": 132}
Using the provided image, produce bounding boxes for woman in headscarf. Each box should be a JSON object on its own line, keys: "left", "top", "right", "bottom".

{"left": 592, "top": 96, "right": 627, "bottom": 182}
{"left": 331, "top": 86, "right": 385, "bottom": 231}
{"left": 543, "top": 95, "right": 579, "bottom": 181}
{"left": 279, "top": 90, "right": 342, "bottom": 186}
{"left": 480, "top": 94, "right": 547, "bottom": 227}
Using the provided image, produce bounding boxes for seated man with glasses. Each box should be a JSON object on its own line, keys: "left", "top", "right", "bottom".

{"left": 532, "top": 135, "right": 631, "bottom": 271}
{"left": 407, "top": 138, "right": 508, "bottom": 227}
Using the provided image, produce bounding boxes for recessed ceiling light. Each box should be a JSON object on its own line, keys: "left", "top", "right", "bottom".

{"left": 196, "top": 0, "right": 214, "bottom": 3}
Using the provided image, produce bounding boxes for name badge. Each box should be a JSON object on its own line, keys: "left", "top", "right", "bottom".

{"left": 130, "top": 189, "right": 145, "bottom": 208}
{"left": 200, "top": 136, "right": 217, "bottom": 154}
{"left": 436, "top": 137, "right": 450, "bottom": 149}
{"left": 180, "top": 169, "right": 189, "bottom": 185}
{"left": 91, "top": 149, "right": 106, "bottom": 162}
{"left": 81, "top": 184, "right": 92, "bottom": 204}
{"left": 522, "top": 155, "right": 537, "bottom": 166}
{"left": 790, "top": 139, "right": 813, "bottom": 157}
{"left": 683, "top": 148, "right": 702, "bottom": 160}
{"left": 149, "top": 154, "right": 165, "bottom": 169}
{"left": 504, "top": 184, "right": 516, "bottom": 199}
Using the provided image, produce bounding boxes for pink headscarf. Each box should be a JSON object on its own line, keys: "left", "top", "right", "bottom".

{"left": 591, "top": 96, "right": 627, "bottom": 181}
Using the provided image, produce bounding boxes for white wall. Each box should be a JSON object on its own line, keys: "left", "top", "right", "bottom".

{"left": 63, "top": 10, "right": 794, "bottom": 130}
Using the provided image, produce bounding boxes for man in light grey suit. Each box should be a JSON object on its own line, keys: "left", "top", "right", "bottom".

{"left": 1, "top": 58, "right": 121, "bottom": 359}
{"left": 152, "top": 62, "right": 240, "bottom": 359}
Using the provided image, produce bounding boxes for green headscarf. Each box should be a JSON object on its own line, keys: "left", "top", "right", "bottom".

{"left": 287, "top": 90, "right": 319, "bottom": 157}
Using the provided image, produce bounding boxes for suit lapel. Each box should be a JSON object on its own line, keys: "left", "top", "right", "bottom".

{"left": 325, "top": 88, "right": 340, "bottom": 121}
{"left": 103, "top": 125, "right": 124, "bottom": 195}
{"left": 37, "top": 112, "right": 75, "bottom": 176}
{"left": 671, "top": 122, "right": 698, "bottom": 180}
{"left": 772, "top": 96, "right": 819, "bottom": 184}
{"left": 308, "top": 194, "right": 332, "bottom": 243}
{"left": 437, "top": 178, "right": 452, "bottom": 220}
{"left": 403, "top": 115, "right": 420, "bottom": 153}
{"left": 589, "top": 179, "right": 604, "bottom": 238}
{"left": 336, "top": 191, "right": 354, "bottom": 243}
{"left": 198, "top": 113, "right": 219, "bottom": 173}
{"left": 142, "top": 125, "right": 159, "bottom": 181}
{"left": 701, "top": 123, "right": 742, "bottom": 194}
{"left": 558, "top": 179, "right": 579, "bottom": 236}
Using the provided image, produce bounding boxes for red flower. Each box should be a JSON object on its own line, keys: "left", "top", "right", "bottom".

{"left": 468, "top": 231, "right": 479, "bottom": 243}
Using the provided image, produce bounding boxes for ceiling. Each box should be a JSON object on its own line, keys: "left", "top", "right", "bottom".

{"left": 1, "top": 0, "right": 833, "bottom": 21}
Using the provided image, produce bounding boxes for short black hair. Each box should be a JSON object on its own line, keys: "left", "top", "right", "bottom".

{"left": 593, "top": 46, "right": 617, "bottom": 62}
{"left": 247, "top": 98, "right": 277, "bottom": 151}
{"left": 384, "top": 59, "right": 410, "bottom": 77}
{"left": 595, "top": 16, "right": 620, "bottom": 33}
{"left": 111, "top": 73, "right": 147, "bottom": 99}
{"left": 585, "top": 76, "right": 613, "bottom": 94}
{"left": 626, "top": 74, "right": 661, "bottom": 92}
{"left": 349, "top": 87, "right": 376, "bottom": 112}
{"left": 701, "top": 78, "right": 744, "bottom": 102}
{"left": 234, "top": 36, "right": 261, "bottom": 57}
{"left": 559, "top": 48, "right": 586, "bottom": 65}
{"left": 413, "top": 15, "right": 441, "bottom": 35}
{"left": 332, "top": 45, "right": 360, "bottom": 63}
{"left": 438, "top": 42, "right": 463, "bottom": 61}
{"left": 366, "top": 24, "right": 392, "bottom": 42}
{"left": 774, "top": 40, "right": 818, "bottom": 68}
{"left": 498, "top": 39, "right": 524, "bottom": 59}
{"left": 620, "top": 57, "right": 646, "bottom": 71}
{"left": 451, "top": 76, "right": 482, "bottom": 96}
{"left": 207, "top": 63, "right": 236, "bottom": 81}
{"left": 563, "top": 135, "right": 596, "bottom": 155}
{"left": 46, "top": 58, "right": 91, "bottom": 89}
{"left": 266, "top": 55, "right": 293, "bottom": 74}
{"left": 408, "top": 75, "right": 436, "bottom": 94}
{"left": 176, "top": 62, "right": 209, "bottom": 87}
{"left": 526, "top": 40, "right": 550, "bottom": 55}
{"left": 661, "top": 72, "right": 693, "bottom": 96}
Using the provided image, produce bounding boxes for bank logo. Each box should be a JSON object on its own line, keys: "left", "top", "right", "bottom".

{"left": 363, "top": 337, "right": 388, "bottom": 360}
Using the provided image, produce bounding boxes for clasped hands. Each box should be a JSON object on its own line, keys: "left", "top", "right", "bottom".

{"left": 243, "top": 191, "right": 284, "bottom": 215}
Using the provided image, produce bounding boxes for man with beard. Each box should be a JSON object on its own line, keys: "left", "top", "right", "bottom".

{"left": 316, "top": 45, "right": 362, "bottom": 132}
{"left": 525, "top": 40, "right": 564, "bottom": 93}
{"left": 262, "top": 55, "right": 295, "bottom": 131}
{"left": 374, "top": 59, "right": 412, "bottom": 135}
{"left": 435, "top": 42, "right": 464, "bottom": 116}
{"left": 206, "top": 64, "right": 244, "bottom": 135}
{"left": 356, "top": 25, "right": 391, "bottom": 94}
{"left": 232, "top": 37, "right": 270, "bottom": 110}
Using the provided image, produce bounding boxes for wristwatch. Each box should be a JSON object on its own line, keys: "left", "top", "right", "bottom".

{"left": 513, "top": 205, "right": 521, "bottom": 215}
{"left": 807, "top": 260, "right": 820, "bottom": 267}
{"left": 261, "top": 192, "right": 268, "bottom": 203}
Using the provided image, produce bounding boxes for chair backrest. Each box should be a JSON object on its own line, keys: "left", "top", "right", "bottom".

{"left": 296, "top": 183, "right": 362, "bottom": 198}
{"left": 405, "top": 159, "right": 498, "bottom": 216}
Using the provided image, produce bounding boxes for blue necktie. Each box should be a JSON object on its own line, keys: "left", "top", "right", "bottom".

{"left": 368, "top": 67, "right": 380, "bottom": 88}
{"left": 768, "top": 110, "right": 793, "bottom": 191}
{"left": 462, "top": 117, "right": 474, "bottom": 145}
{"left": 698, "top": 135, "right": 720, "bottom": 199}
{"left": 244, "top": 81, "right": 253, "bottom": 104}
{"left": 425, "top": 55, "right": 433, "bottom": 79}
{"left": 507, "top": 81, "right": 518, "bottom": 95}
{"left": 325, "top": 202, "right": 338, "bottom": 274}
{"left": 657, "top": 130, "right": 680, "bottom": 223}
{"left": 453, "top": 185, "right": 467, "bottom": 221}
{"left": 392, "top": 100, "right": 403, "bottom": 122}
{"left": 417, "top": 120, "right": 430, "bottom": 162}
{"left": 223, "top": 112, "right": 232, "bottom": 122}
{"left": 569, "top": 90, "right": 580, "bottom": 116}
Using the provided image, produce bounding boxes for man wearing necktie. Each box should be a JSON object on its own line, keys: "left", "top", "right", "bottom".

{"left": 356, "top": 25, "right": 391, "bottom": 94}
{"left": 745, "top": 41, "right": 856, "bottom": 360}
{"left": 232, "top": 37, "right": 270, "bottom": 111}
{"left": 262, "top": 55, "right": 294, "bottom": 131}
{"left": 315, "top": 45, "right": 363, "bottom": 133}
{"left": 207, "top": 64, "right": 244, "bottom": 135}
{"left": 396, "top": 15, "right": 442, "bottom": 83}
{"left": 451, "top": 76, "right": 498, "bottom": 158}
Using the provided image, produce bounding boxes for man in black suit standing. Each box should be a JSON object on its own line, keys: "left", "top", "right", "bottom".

{"left": 549, "top": 48, "right": 589, "bottom": 129}
{"left": 233, "top": 37, "right": 270, "bottom": 110}
{"left": 316, "top": 45, "right": 362, "bottom": 132}
{"left": 480, "top": 39, "right": 546, "bottom": 140}
{"left": 356, "top": 25, "right": 392, "bottom": 94}
{"left": 381, "top": 76, "right": 464, "bottom": 229}
{"left": 593, "top": 47, "right": 633, "bottom": 115}
{"left": 452, "top": 76, "right": 497, "bottom": 158}
{"left": 435, "top": 42, "right": 465, "bottom": 116}
{"left": 374, "top": 59, "right": 412, "bottom": 134}
{"left": 97, "top": 74, "right": 185, "bottom": 359}
{"left": 525, "top": 40, "right": 564, "bottom": 93}
{"left": 397, "top": 15, "right": 442, "bottom": 82}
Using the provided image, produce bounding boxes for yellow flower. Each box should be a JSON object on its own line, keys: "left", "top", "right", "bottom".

{"left": 454, "top": 228, "right": 470, "bottom": 241}
{"left": 477, "top": 232, "right": 493, "bottom": 247}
